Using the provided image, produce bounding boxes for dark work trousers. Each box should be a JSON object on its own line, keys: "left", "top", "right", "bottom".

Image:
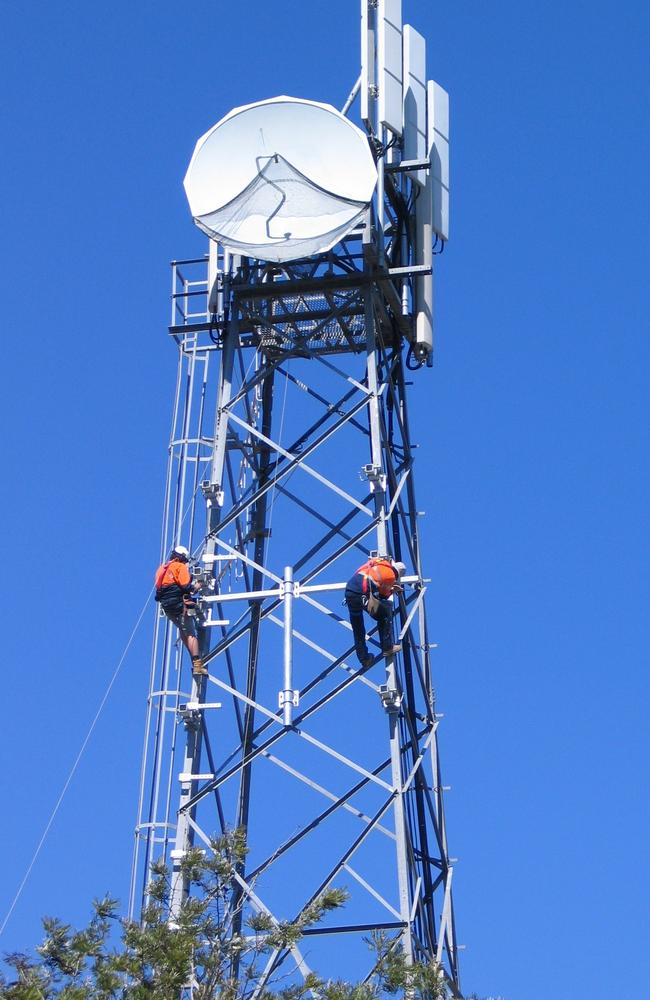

{"left": 344, "top": 573, "right": 393, "bottom": 664}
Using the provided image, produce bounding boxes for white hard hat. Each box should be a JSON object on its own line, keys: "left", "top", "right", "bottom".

{"left": 392, "top": 561, "right": 406, "bottom": 576}
{"left": 173, "top": 544, "right": 190, "bottom": 558}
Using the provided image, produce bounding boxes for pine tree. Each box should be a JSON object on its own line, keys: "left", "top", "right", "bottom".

{"left": 0, "top": 832, "right": 448, "bottom": 1000}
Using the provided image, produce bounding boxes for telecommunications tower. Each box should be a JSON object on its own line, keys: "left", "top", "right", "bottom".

{"left": 131, "top": 1, "right": 458, "bottom": 995}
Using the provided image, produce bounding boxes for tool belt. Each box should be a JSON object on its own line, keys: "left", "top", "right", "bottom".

{"left": 183, "top": 595, "right": 199, "bottom": 618}
{"left": 365, "top": 592, "right": 381, "bottom": 618}
{"left": 360, "top": 572, "right": 381, "bottom": 618}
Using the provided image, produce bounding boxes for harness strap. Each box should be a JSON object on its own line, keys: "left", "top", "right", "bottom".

{"left": 157, "top": 560, "right": 186, "bottom": 590}
{"left": 360, "top": 563, "right": 397, "bottom": 597}
{"left": 158, "top": 561, "right": 172, "bottom": 588}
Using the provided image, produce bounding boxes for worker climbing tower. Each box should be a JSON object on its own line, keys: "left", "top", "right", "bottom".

{"left": 130, "top": 2, "right": 459, "bottom": 995}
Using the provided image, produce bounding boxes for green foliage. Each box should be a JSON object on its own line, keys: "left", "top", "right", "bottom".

{"left": 366, "top": 930, "right": 446, "bottom": 1000}
{"left": 0, "top": 832, "right": 452, "bottom": 1000}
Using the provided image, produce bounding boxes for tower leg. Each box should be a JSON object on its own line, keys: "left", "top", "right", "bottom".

{"left": 365, "top": 279, "right": 413, "bottom": 963}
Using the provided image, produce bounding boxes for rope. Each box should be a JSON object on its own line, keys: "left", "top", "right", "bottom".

{"left": 1, "top": 348, "right": 271, "bottom": 936}
{"left": 0, "top": 590, "right": 153, "bottom": 938}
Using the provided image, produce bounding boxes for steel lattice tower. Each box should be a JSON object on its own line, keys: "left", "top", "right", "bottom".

{"left": 130, "top": 3, "right": 459, "bottom": 996}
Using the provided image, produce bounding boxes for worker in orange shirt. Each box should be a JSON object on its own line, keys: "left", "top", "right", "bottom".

{"left": 154, "top": 544, "right": 206, "bottom": 676}
{"left": 345, "top": 556, "right": 406, "bottom": 666}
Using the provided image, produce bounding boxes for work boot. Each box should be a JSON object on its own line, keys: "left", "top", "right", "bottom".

{"left": 361, "top": 653, "right": 374, "bottom": 668}
{"left": 192, "top": 657, "right": 208, "bottom": 676}
{"left": 383, "top": 644, "right": 402, "bottom": 658}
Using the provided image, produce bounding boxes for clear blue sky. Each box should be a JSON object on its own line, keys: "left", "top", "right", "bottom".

{"left": 0, "top": 2, "right": 648, "bottom": 998}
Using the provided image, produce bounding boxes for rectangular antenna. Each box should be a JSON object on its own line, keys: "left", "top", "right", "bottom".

{"left": 360, "top": 0, "right": 376, "bottom": 129}
{"left": 402, "top": 25, "right": 427, "bottom": 185}
{"left": 428, "top": 80, "right": 450, "bottom": 241}
{"left": 377, "top": 0, "right": 403, "bottom": 135}
{"left": 414, "top": 170, "right": 433, "bottom": 356}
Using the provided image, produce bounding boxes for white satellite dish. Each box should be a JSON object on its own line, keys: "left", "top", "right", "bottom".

{"left": 184, "top": 96, "right": 377, "bottom": 263}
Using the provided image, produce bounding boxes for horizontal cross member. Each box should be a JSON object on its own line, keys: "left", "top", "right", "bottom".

{"left": 200, "top": 574, "right": 423, "bottom": 603}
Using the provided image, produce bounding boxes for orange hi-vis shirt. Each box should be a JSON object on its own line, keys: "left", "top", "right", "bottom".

{"left": 154, "top": 559, "right": 191, "bottom": 591}
{"left": 356, "top": 558, "right": 398, "bottom": 598}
